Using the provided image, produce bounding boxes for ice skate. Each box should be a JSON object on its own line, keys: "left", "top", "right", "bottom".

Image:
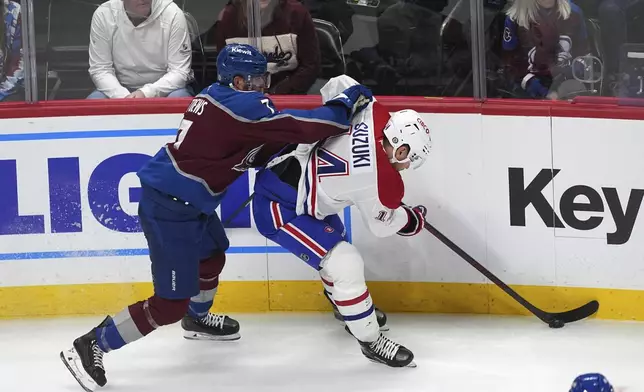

{"left": 60, "top": 316, "right": 110, "bottom": 391}
{"left": 181, "top": 313, "right": 240, "bottom": 341}
{"left": 359, "top": 333, "right": 416, "bottom": 368}
{"left": 324, "top": 290, "right": 389, "bottom": 331}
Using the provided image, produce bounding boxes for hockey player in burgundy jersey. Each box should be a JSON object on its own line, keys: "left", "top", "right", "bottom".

{"left": 59, "top": 44, "right": 373, "bottom": 392}
{"left": 252, "top": 75, "right": 432, "bottom": 368}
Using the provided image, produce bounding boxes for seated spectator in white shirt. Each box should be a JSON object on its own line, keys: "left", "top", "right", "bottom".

{"left": 87, "top": 0, "right": 194, "bottom": 99}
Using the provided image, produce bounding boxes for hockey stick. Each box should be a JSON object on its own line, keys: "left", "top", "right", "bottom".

{"left": 222, "top": 145, "right": 299, "bottom": 226}
{"left": 223, "top": 193, "right": 255, "bottom": 226}
{"left": 422, "top": 221, "right": 599, "bottom": 328}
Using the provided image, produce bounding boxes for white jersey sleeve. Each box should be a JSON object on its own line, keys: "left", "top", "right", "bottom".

{"left": 353, "top": 196, "right": 409, "bottom": 238}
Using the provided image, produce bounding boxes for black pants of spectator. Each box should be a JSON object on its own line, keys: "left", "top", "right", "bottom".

{"left": 597, "top": 0, "right": 631, "bottom": 75}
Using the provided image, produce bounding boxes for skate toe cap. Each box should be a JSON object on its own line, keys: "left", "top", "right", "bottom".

{"left": 395, "top": 347, "right": 414, "bottom": 366}
{"left": 225, "top": 316, "right": 240, "bottom": 332}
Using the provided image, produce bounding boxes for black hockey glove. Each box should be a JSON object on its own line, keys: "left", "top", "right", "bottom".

{"left": 397, "top": 204, "right": 427, "bottom": 237}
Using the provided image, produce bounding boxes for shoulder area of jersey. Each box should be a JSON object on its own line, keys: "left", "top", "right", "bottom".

{"left": 199, "top": 84, "right": 271, "bottom": 119}
{"left": 201, "top": 83, "right": 266, "bottom": 105}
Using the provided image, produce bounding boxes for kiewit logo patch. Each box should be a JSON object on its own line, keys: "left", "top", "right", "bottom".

{"left": 508, "top": 167, "right": 644, "bottom": 245}
{"left": 231, "top": 46, "right": 252, "bottom": 56}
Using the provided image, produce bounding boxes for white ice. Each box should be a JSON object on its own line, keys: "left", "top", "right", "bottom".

{"left": 1, "top": 313, "right": 643, "bottom": 392}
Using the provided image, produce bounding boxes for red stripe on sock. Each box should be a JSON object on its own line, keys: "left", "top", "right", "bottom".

{"left": 334, "top": 290, "right": 369, "bottom": 307}
{"left": 128, "top": 301, "right": 155, "bottom": 336}
{"left": 321, "top": 277, "right": 334, "bottom": 287}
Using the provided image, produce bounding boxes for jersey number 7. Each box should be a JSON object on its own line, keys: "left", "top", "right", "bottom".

{"left": 173, "top": 119, "right": 193, "bottom": 149}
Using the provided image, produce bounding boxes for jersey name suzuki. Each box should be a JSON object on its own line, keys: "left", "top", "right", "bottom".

{"left": 293, "top": 102, "right": 411, "bottom": 238}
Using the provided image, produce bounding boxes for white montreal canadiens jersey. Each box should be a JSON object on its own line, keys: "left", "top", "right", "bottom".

{"left": 293, "top": 101, "right": 410, "bottom": 238}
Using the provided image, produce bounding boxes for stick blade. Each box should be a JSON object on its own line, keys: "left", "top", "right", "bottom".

{"left": 546, "top": 300, "right": 599, "bottom": 324}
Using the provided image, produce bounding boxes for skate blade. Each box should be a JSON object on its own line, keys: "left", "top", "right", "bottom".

{"left": 379, "top": 324, "right": 390, "bottom": 332}
{"left": 59, "top": 349, "right": 99, "bottom": 392}
{"left": 183, "top": 330, "right": 241, "bottom": 341}
{"left": 365, "top": 356, "right": 417, "bottom": 369}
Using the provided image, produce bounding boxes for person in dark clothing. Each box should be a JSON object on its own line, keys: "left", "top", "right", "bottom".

{"left": 575, "top": 0, "right": 641, "bottom": 90}
{"left": 216, "top": 0, "right": 321, "bottom": 94}
{"left": 300, "top": 0, "right": 354, "bottom": 43}
{"left": 377, "top": 0, "right": 443, "bottom": 78}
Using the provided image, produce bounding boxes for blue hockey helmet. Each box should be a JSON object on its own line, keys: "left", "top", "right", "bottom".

{"left": 216, "top": 44, "right": 270, "bottom": 91}
{"left": 570, "top": 373, "right": 614, "bottom": 392}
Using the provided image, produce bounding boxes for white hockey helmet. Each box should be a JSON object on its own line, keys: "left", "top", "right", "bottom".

{"left": 383, "top": 109, "right": 432, "bottom": 170}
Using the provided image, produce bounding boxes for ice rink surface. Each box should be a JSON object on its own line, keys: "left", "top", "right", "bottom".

{"left": 1, "top": 312, "right": 642, "bottom": 392}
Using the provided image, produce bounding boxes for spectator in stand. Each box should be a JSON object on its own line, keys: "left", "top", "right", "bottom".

{"left": 0, "top": 0, "right": 23, "bottom": 102}
{"left": 502, "top": 0, "right": 590, "bottom": 99}
{"left": 377, "top": 0, "right": 444, "bottom": 79}
{"left": 88, "top": 0, "right": 194, "bottom": 99}
{"left": 216, "top": 0, "right": 320, "bottom": 94}
{"left": 575, "top": 0, "right": 642, "bottom": 92}
{"left": 300, "top": 0, "right": 354, "bottom": 44}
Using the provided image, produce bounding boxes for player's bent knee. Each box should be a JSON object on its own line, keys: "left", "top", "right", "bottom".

{"left": 147, "top": 295, "right": 191, "bottom": 326}
{"left": 199, "top": 251, "right": 226, "bottom": 290}
{"left": 201, "top": 251, "right": 226, "bottom": 277}
{"left": 321, "top": 241, "right": 366, "bottom": 287}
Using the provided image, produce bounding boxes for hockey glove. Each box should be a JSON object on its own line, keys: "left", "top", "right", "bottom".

{"left": 397, "top": 204, "right": 427, "bottom": 237}
{"left": 326, "top": 84, "right": 373, "bottom": 118}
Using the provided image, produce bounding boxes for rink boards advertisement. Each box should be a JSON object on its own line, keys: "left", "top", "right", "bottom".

{"left": 1, "top": 98, "right": 644, "bottom": 320}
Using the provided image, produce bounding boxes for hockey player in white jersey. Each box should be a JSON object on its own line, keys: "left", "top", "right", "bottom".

{"left": 252, "top": 76, "right": 432, "bottom": 368}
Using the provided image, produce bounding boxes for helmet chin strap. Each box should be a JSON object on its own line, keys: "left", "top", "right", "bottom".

{"left": 389, "top": 156, "right": 411, "bottom": 165}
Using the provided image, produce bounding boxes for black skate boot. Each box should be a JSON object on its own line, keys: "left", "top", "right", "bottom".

{"left": 181, "top": 313, "right": 240, "bottom": 341}
{"left": 60, "top": 316, "right": 110, "bottom": 391}
{"left": 324, "top": 290, "right": 389, "bottom": 331}
{"left": 359, "top": 333, "right": 416, "bottom": 368}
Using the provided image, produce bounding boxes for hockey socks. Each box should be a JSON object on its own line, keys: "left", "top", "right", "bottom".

{"left": 336, "top": 289, "right": 379, "bottom": 342}
{"left": 96, "top": 296, "right": 190, "bottom": 352}
{"left": 188, "top": 288, "right": 217, "bottom": 319}
{"left": 95, "top": 316, "right": 125, "bottom": 352}
{"left": 320, "top": 242, "right": 380, "bottom": 342}
{"left": 187, "top": 252, "right": 225, "bottom": 319}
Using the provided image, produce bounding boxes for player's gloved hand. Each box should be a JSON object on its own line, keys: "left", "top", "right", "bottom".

{"left": 326, "top": 84, "right": 373, "bottom": 118}
{"left": 397, "top": 204, "right": 427, "bottom": 237}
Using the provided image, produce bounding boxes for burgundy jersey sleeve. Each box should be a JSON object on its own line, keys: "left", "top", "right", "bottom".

{"left": 196, "top": 89, "right": 351, "bottom": 145}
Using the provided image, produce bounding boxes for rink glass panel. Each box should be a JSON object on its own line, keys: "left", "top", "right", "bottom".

{"left": 9, "top": 0, "right": 478, "bottom": 101}
{"left": 4, "top": 0, "right": 644, "bottom": 103}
